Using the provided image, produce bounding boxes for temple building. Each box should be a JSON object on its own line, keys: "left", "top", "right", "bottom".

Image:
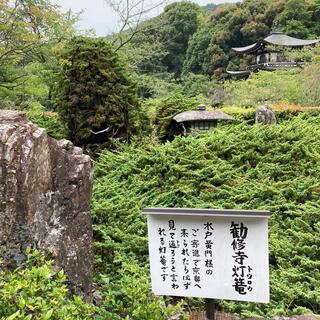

{"left": 227, "top": 31, "right": 319, "bottom": 77}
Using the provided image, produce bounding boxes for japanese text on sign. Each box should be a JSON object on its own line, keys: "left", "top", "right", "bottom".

{"left": 145, "top": 210, "right": 270, "bottom": 303}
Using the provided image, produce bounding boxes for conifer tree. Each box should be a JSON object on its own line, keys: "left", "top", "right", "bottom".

{"left": 54, "top": 36, "right": 140, "bottom": 152}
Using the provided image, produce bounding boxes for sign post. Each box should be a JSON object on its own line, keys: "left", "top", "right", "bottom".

{"left": 143, "top": 207, "right": 271, "bottom": 314}
{"left": 205, "top": 298, "right": 215, "bottom": 319}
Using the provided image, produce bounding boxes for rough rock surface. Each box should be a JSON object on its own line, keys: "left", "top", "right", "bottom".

{"left": 0, "top": 110, "right": 93, "bottom": 301}
{"left": 255, "top": 105, "right": 277, "bottom": 125}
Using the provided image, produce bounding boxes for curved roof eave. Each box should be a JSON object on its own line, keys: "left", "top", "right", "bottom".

{"left": 227, "top": 70, "right": 252, "bottom": 76}
{"left": 232, "top": 33, "right": 320, "bottom": 54}
{"left": 232, "top": 42, "right": 263, "bottom": 54}
{"left": 263, "top": 33, "right": 319, "bottom": 47}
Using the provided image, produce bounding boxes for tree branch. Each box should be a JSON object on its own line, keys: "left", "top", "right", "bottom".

{"left": 90, "top": 127, "right": 111, "bottom": 135}
{"left": 106, "top": 0, "right": 168, "bottom": 51}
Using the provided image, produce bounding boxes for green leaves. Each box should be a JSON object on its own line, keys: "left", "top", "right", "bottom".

{"left": 26, "top": 102, "right": 67, "bottom": 140}
{"left": 53, "top": 36, "right": 143, "bottom": 153}
{"left": 0, "top": 251, "right": 94, "bottom": 320}
{"left": 93, "top": 115, "right": 320, "bottom": 317}
{"left": 96, "top": 262, "right": 187, "bottom": 320}
{"left": 6, "top": 311, "right": 20, "bottom": 320}
{"left": 159, "top": 1, "right": 203, "bottom": 76}
{"left": 0, "top": 0, "right": 78, "bottom": 107}
{"left": 43, "top": 309, "right": 53, "bottom": 320}
{"left": 153, "top": 93, "right": 199, "bottom": 139}
{"left": 180, "top": 0, "right": 320, "bottom": 79}
{"left": 224, "top": 67, "right": 320, "bottom": 107}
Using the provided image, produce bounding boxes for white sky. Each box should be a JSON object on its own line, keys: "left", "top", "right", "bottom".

{"left": 53, "top": 0, "right": 239, "bottom": 36}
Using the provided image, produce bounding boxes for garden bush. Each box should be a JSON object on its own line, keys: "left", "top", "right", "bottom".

{"left": 26, "top": 102, "right": 67, "bottom": 140}
{"left": 93, "top": 114, "right": 320, "bottom": 318}
{"left": 0, "top": 250, "right": 93, "bottom": 320}
{"left": 95, "top": 262, "right": 186, "bottom": 320}
{"left": 220, "top": 104, "right": 320, "bottom": 125}
{"left": 225, "top": 70, "right": 304, "bottom": 107}
{"left": 53, "top": 36, "right": 144, "bottom": 153}
{"left": 153, "top": 93, "right": 200, "bottom": 139}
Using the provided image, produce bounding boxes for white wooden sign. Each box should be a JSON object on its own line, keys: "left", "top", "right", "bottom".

{"left": 143, "top": 208, "right": 271, "bottom": 303}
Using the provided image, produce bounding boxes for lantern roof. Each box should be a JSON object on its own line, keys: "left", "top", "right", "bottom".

{"left": 173, "top": 106, "right": 234, "bottom": 123}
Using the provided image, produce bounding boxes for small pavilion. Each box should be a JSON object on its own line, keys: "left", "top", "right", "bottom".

{"left": 227, "top": 31, "right": 319, "bottom": 77}
{"left": 171, "top": 105, "right": 234, "bottom": 136}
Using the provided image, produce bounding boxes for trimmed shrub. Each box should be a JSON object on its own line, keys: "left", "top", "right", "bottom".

{"left": 54, "top": 36, "right": 143, "bottom": 153}
{"left": 93, "top": 114, "right": 320, "bottom": 317}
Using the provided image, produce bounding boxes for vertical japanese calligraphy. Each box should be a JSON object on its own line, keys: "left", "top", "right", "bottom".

{"left": 147, "top": 210, "right": 269, "bottom": 303}
{"left": 158, "top": 226, "right": 168, "bottom": 282}
{"left": 191, "top": 227, "right": 201, "bottom": 288}
{"left": 181, "top": 227, "right": 191, "bottom": 290}
{"left": 168, "top": 219, "right": 179, "bottom": 289}
{"left": 230, "top": 221, "right": 253, "bottom": 295}
{"left": 157, "top": 220, "right": 217, "bottom": 291}
{"left": 204, "top": 222, "right": 214, "bottom": 277}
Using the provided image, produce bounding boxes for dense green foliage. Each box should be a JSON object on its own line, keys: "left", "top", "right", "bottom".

{"left": 159, "top": 1, "right": 204, "bottom": 76}
{"left": 26, "top": 102, "right": 66, "bottom": 140}
{"left": 122, "top": 0, "right": 320, "bottom": 80}
{"left": 183, "top": 0, "right": 320, "bottom": 78}
{"left": 93, "top": 115, "right": 320, "bottom": 317}
{"left": 1, "top": 0, "right": 320, "bottom": 318}
{"left": 153, "top": 94, "right": 199, "bottom": 139}
{"left": 0, "top": 0, "right": 78, "bottom": 109}
{"left": 0, "top": 250, "right": 93, "bottom": 319}
{"left": 95, "top": 263, "right": 186, "bottom": 320}
{"left": 224, "top": 46, "right": 320, "bottom": 108}
{"left": 196, "top": 0, "right": 283, "bottom": 77}
{"left": 276, "top": 0, "right": 320, "bottom": 38}
{"left": 220, "top": 104, "right": 320, "bottom": 126}
{"left": 182, "top": 23, "right": 214, "bottom": 75}
{"left": 2, "top": 0, "right": 320, "bottom": 113}
{"left": 54, "top": 37, "right": 143, "bottom": 151}
{"left": 225, "top": 70, "right": 303, "bottom": 107}
{"left": 122, "top": 17, "right": 168, "bottom": 75}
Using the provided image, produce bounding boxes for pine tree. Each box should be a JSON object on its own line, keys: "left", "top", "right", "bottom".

{"left": 54, "top": 36, "right": 140, "bottom": 153}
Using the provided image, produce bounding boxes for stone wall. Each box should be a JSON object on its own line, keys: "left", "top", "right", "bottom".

{"left": 0, "top": 110, "right": 94, "bottom": 301}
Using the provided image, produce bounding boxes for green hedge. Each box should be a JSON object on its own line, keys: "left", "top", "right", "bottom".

{"left": 220, "top": 105, "right": 320, "bottom": 125}
{"left": 93, "top": 114, "right": 320, "bottom": 318}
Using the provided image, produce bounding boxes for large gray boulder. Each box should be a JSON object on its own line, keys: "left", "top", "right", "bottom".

{"left": 255, "top": 105, "right": 277, "bottom": 125}
{"left": 0, "top": 110, "right": 93, "bottom": 301}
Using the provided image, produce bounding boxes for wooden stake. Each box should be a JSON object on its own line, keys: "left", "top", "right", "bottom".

{"left": 205, "top": 299, "right": 215, "bottom": 320}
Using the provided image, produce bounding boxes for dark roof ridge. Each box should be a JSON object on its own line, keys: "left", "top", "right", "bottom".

{"left": 232, "top": 32, "right": 319, "bottom": 54}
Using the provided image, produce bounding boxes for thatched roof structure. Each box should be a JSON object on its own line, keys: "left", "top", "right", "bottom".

{"left": 173, "top": 109, "right": 235, "bottom": 123}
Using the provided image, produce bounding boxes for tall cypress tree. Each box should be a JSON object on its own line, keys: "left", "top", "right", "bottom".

{"left": 54, "top": 36, "right": 140, "bottom": 152}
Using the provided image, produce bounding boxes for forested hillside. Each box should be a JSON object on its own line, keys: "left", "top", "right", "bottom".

{"left": 0, "top": 0, "right": 320, "bottom": 319}
{"left": 121, "top": 0, "right": 320, "bottom": 81}
{"left": 1, "top": 0, "right": 320, "bottom": 112}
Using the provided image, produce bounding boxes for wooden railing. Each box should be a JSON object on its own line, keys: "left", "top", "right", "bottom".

{"left": 247, "top": 62, "right": 304, "bottom": 71}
